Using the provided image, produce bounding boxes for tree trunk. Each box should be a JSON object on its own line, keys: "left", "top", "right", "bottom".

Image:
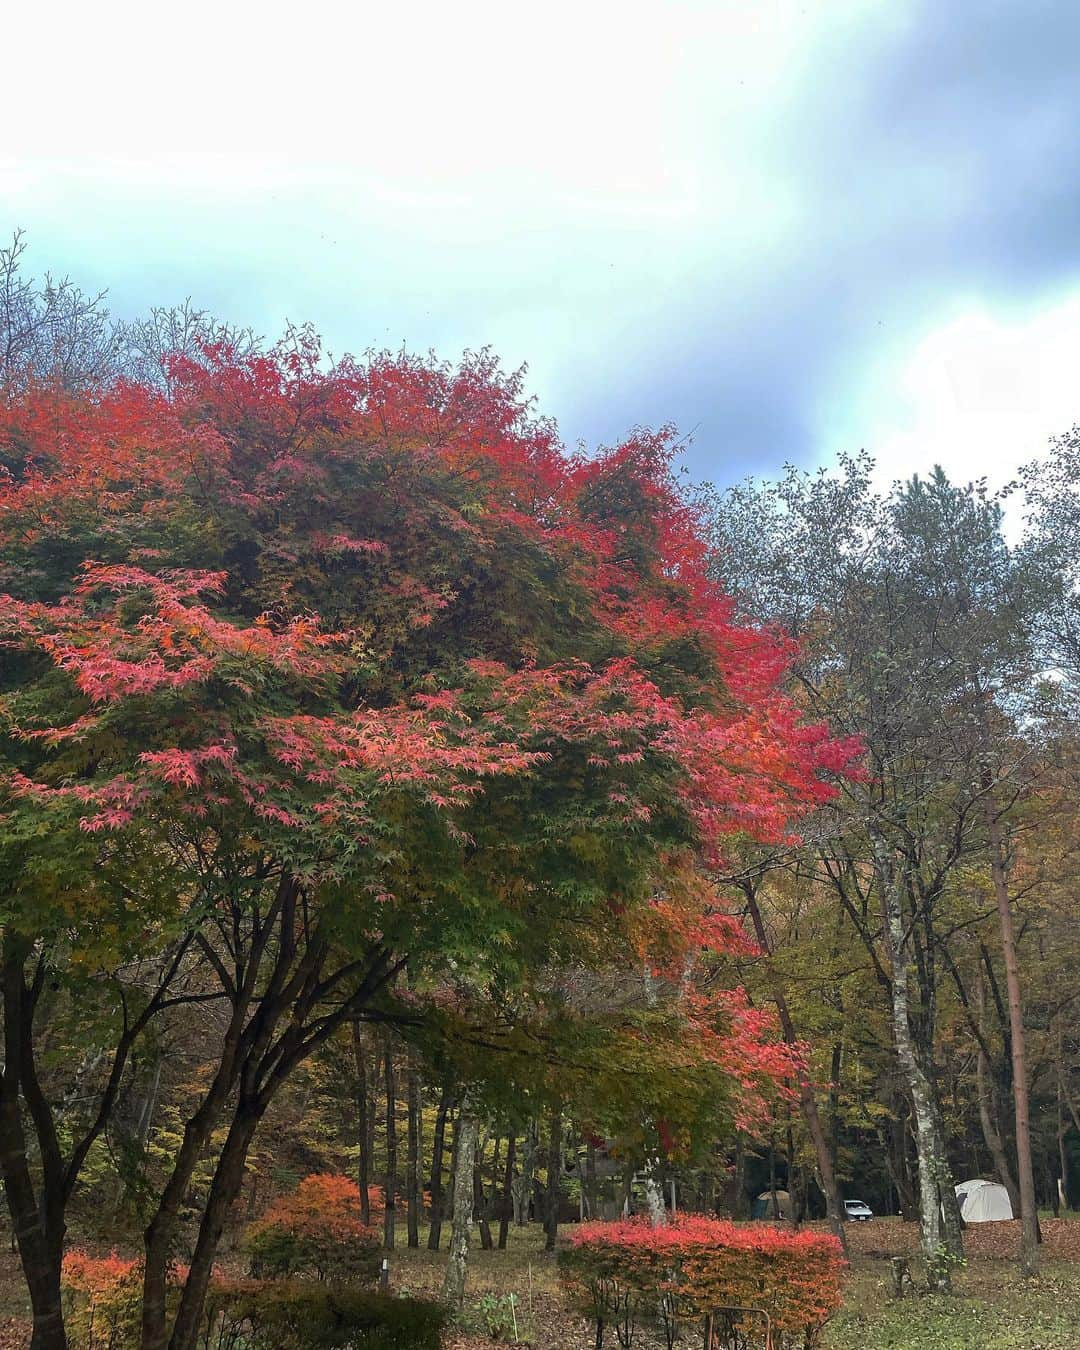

{"left": 0, "top": 933, "right": 67, "bottom": 1350}
{"left": 442, "top": 1101, "right": 478, "bottom": 1308}
{"left": 984, "top": 794, "right": 1039, "bottom": 1275}
{"left": 584, "top": 1137, "right": 597, "bottom": 1221}
{"left": 352, "top": 1020, "right": 371, "bottom": 1226}
{"left": 769, "top": 1136, "right": 779, "bottom": 1221}
{"left": 513, "top": 1119, "right": 537, "bottom": 1226}
{"left": 1059, "top": 1022, "right": 1072, "bottom": 1212}
{"left": 406, "top": 1059, "right": 421, "bottom": 1249}
{"left": 427, "top": 1088, "right": 451, "bottom": 1250}
{"left": 975, "top": 975, "right": 1021, "bottom": 1213}
{"left": 474, "top": 1146, "right": 494, "bottom": 1251}
{"left": 167, "top": 1107, "right": 262, "bottom": 1350}
{"left": 0, "top": 1080, "right": 65, "bottom": 1350}
{"left": 743, "top": 883, "right": 848, "bottom": 1253}
{"left": 544, "top": 1109, "right": 561, "bottom": 1251}
{"left": 873, "top": 828, "right": 961, "bottom": 1289}
{"left": 498, "top": 1133, "right": 516, "bottom": 1248}
{"left": 383, "top": 1034, "right": 397, "bottom": 1251}
{"left": 786, "top": 1122, "right": 801, "bottom": 1229}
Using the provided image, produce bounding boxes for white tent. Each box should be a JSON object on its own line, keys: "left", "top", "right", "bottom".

{"left": 955, "top": 1178, "right": 1013, "bottom": 1222}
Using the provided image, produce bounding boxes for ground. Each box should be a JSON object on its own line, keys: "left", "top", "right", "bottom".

{"left": 0, "top": 1218, "right": 1077, "bottom": 1347}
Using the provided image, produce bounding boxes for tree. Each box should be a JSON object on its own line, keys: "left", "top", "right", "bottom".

{"left": 0, "top": 339, "right": 852, "bottom": 1347}
{"left": 702, "top": 458, "right": 1063, "bottom": 1284}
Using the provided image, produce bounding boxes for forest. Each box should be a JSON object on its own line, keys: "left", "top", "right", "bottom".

{"left": 0, "top": 233, "right": 1078, "bottom": 1350}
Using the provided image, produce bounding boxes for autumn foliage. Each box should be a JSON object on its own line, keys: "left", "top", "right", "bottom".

{"left": 243, "top": 1174, "right": 381, "bottom": 1283}
{"left": 0, "top": 336, "right": 862, "bottom": 1345}
{"left": 559, "top": 1216, "right": 845, "bottom": 1349}
{"left": 61, "top": 1252, "right": 187, "bottom": 1349}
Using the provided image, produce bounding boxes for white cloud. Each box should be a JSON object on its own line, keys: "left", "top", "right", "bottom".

{"left": 823, "top": 293, "right": 1080, "bottom": 500}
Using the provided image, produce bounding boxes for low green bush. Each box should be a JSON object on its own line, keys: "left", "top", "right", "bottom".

{"left": 204, "top": 1280, "right": 447, "bottom": 1350}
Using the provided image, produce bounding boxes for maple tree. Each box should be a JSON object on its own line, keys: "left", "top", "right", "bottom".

{"left": 0, "top": 335, "right": 855, "bottom": 1348}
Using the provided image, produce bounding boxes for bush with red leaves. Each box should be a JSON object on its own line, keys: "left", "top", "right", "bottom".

{"left": 62, "top": 1251, "right": 188, "bottom": 1349}
{"left": 242, "top": 1174, "right": 381, "bottom": 1284}
{"left": 559, "top": 1216, "right": 845, "bottom": 1349}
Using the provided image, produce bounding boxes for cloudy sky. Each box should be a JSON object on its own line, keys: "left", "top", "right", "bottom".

{"left": 4, "top": 0, "right": 1079, "bottom": 491}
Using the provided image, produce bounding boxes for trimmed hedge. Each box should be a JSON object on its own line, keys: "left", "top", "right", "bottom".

{"left": 205, "top": 1281, "right": 447, "bottom": 1349}
{"left": 559, "top": 1216, "right": 845, "bottom": 1349}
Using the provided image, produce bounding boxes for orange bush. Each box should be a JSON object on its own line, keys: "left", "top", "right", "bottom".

{"left": 560, "top": 1216, "right": 845, "bottom": 1349}
{"left": 62, "top": 1251, "right": 189, "bottom": 1350}
{"left": 243, "top": 1174, "right": 381, "bottom": 1283}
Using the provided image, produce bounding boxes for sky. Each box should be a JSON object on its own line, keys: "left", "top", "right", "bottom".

{"left": 4, "top": 0, "right": 1080, "bottom": 493}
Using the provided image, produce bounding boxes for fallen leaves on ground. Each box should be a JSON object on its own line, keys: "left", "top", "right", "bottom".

{"left": 839, "top": 1217, "right": 1080, "bottom": 1263}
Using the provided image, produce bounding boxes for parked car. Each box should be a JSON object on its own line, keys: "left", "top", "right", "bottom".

{"left": 843, "top": 1199, "right": 874, "bottom": 1222}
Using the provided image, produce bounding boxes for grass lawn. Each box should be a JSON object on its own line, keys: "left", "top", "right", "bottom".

{"left": 826, "top": 1258, "right": 1080, "bottom": 1350}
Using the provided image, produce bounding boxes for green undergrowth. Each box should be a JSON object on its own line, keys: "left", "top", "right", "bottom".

{"left": 825, "top": 1261, "right": 1080, "bottom": 1350}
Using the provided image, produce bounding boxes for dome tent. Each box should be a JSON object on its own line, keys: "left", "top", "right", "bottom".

{"left": 751, "top": 1189, "right": 790, "bottom": 1220}
{"left": 955, "top": 1178, "right": 1013, "bottom": 1222}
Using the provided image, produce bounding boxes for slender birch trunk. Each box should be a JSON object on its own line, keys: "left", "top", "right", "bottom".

{"left": 352, "top": 1021, "right": 372, "bottom": 1226}
{"left": 383, "top": 1035, "right": 397, "bottom": 1251}
{"left": 442, "top": 1100, "right": 478, "bottom": 1308}
{"left": 872, "top": 828, "right": 961, "bottom": 1290}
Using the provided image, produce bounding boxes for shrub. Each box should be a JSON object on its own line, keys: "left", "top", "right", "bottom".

{"left": 62, "top": 1251, "right": 188, "bottom": 1350}
{"left": 243, "top": 1173, "right": 381, "bottom": 1283}
{"left": 205, "top": 1280, "right": 446, "bottom": 1349}
{"left": 559, "top": 1216, "right": 845, "bottom": 1349}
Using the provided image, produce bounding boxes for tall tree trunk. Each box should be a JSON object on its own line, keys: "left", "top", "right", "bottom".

{"left": 1059, "top": 1021, "right": 1072, "bottom": 1212}
{"left": 406, "top": 1059, "right": 421, "bottom": 1249}
{"left": 975, "top": 975, "right": 1020, "bottom": 1213}
{"left": 768, "top": 1136, "right": 779, "bottom": 1221}
{"left": 427, "top": 1088, "right": 451, "bottom": 1250}
{"left": 0, "top": 934, "right": 65, "bottom": 1350}
{"left": 498, "top": 1133, "right": 516, "bottom": 1248}
{"left": 513, "top": 1119, "right": 537, "bottom": 1226}
{"left": 743, "top": 883, "right": 849, "bottom": 1253}
{"left": 544, "top": 1109, "right": 561, "bottom": 1251}
{"left": 383, "top": 1034, "right": 397, "bottom": 1251}
{"left": 583, "top": 1137, "right": 597, "bottom": 1221}
{"left": 882, "top": 1109, "right": 918, "bottom": 1222}
{"left": 0, "top": 949, "right": 66, "bottom": 1350}
{"left": 474, "top": 1144, "right": 494, "bottom": 1251}
{"left": 352, "top": 1020, "right": 371, "bottom": 1226}
{"left": 786, "top": 1122, "right": 801, "bottom": 1229}
{"left": 873, "top": 829, "right": 961, "bottom": 1290}
{"left": 731, "top": 1136, "right": 746, "bottom": 1218}
{"left": 442, "top": 1100, "right": 478, "bottom": 1308}
{"left": 167, "top": 1107, "right": 262, "bottom": 1350}
{"left": 984, "top": 792, "right": 1039, "bottom": 1275}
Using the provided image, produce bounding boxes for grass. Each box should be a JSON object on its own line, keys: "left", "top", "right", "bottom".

{"left": 384, "top": 1219, "right": 1080, "bottom": 1350}
{"left": 826, "top": 1260, "right": 1080, "bottom": 1350}
{"left": 0, "top": 1216, "right": 1077, "bottom": 1347}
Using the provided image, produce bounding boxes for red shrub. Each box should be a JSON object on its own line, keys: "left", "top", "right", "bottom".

{"left": 559, "top": 1216, "right": 845, "bottom": 1349}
